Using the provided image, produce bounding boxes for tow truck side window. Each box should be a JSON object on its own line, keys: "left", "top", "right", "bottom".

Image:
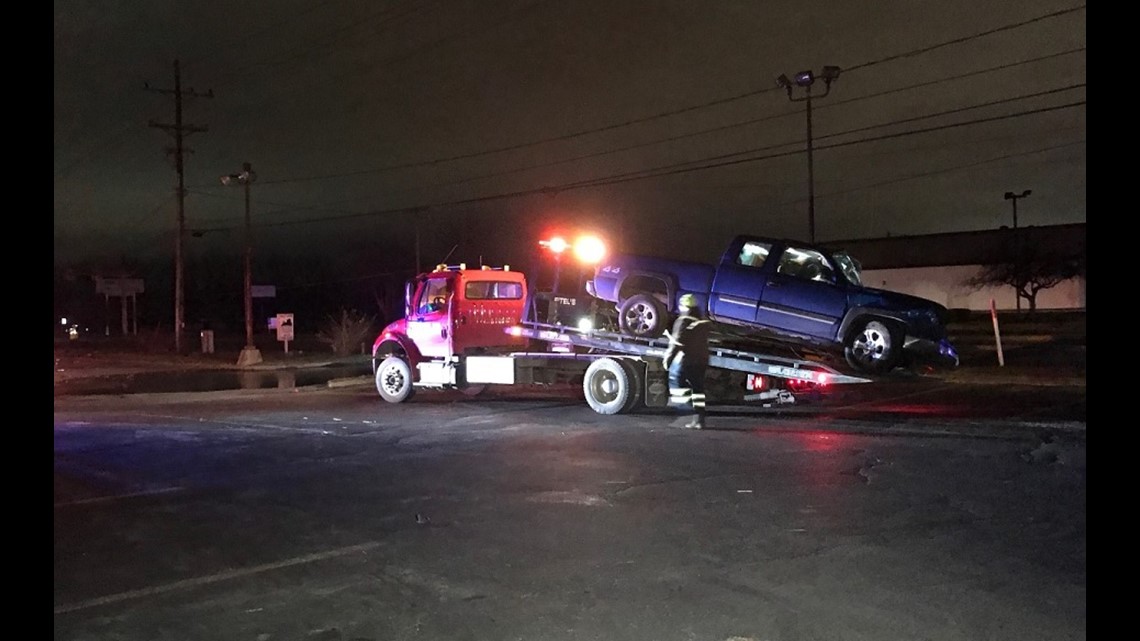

{"left": 465, "top": 281, "right": 523, "bottom": 300}
{"left": 416, "top": 278, "right": 452, "bottom": 314}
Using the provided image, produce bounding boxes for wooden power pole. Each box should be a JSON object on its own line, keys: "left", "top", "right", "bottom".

{"left": 147, "top": 59, "right": 212, "bottom": 354}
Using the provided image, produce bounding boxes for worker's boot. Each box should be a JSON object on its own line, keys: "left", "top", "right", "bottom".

{"left": 682, "top": 414, "right": 704, "bottom": 429}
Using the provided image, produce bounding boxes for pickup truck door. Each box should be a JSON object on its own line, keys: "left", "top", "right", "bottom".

{"left": 708, "top": 240, "right": 773, "bottom": 324}
{"left": 754, "top": 245, "right": 847, "bottom": 340}
{"left": 405, "top": 275, "right": 455, "bottom": 358}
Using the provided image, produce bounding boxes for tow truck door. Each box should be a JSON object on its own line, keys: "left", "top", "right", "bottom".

{"left": 405, "top": 275, "right": 454, "bottom": 358}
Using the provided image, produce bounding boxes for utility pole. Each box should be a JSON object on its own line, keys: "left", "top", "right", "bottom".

{"left": 147, "top": 59, "right": 213, "bottom": 354}
{"left": 777, "top": 66, "right": 841, "bottom": 244}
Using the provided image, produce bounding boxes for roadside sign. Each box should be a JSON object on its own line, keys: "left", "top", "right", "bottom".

{"left": 95, "top": 277, "right": 144, "bottom": 296}
{"left": 276, "top": 313, "right": 294, "bottom": 342}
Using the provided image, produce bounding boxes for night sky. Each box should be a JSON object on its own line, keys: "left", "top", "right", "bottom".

{"left": 55, "top": 0, "right": 1085, "bottom": 275}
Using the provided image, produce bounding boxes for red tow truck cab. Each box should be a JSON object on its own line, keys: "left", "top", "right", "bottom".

{"left": 372, "top": 264, "right": 529, "bottom": 376}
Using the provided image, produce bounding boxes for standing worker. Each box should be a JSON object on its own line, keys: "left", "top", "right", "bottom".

{"left": 662, "top": 293, "right": 712, "bottom": 429}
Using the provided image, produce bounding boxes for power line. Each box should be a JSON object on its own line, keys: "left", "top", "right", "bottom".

{"left": 791, "top": 140, "right": 1085, "bottom": 207}
{"left": 568, "top": 101, "right": 1086, "bottom": 190}
{"left": 350, "top": 49, "right": 1086, "bottom": 202}
{"left": 254, "top": 5, "right": 1085, "bottom": 187}
{"left": 194, "top": 99, "right": 1084, "bottom": 232}
{"left": 844, "top": 4, "right": 1085, "bottom": 73}
{"left": 393, "top": 85, "right": 1086, "bottom": 204}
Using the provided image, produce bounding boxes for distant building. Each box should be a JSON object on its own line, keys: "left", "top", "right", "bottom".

{"left": 827, "top": 223, "right": 1086, "bottom": 311}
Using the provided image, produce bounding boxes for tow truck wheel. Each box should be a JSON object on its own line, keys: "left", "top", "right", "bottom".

{"left": 376, "top": 356, "right": 415, "bottom": 403}
{"left": 583, "top": 358, "right": 634, "bottom": 415}
{"left": 618, "top": 359, "right": 644, "bottom": 412}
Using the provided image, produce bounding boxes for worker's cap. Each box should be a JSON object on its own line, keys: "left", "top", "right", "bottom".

{"left": 678, "top": 293, "right": 697, "bottom": 310}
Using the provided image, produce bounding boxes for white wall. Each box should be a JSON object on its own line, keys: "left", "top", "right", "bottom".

{"left": 861, "top": 265, "right": 1086, "bottom": 311}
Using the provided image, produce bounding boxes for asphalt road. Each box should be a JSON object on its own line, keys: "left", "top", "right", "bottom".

{"left": 54, "top": 383, "right": 1086, "bottom": 641}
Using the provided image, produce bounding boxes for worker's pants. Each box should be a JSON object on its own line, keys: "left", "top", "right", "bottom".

{"left": 668, "top": 360, "right": 706, "bottom": 422}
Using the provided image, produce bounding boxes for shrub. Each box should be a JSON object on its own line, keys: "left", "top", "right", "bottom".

{"left": 316, "top": 308, "right": 377, "bottom": 356}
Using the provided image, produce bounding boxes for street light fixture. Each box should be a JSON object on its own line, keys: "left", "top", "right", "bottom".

{"left": 1003, "top": 189, "right": 1032, "bottom": 229}
{"left": 777, "top": 65, "right": 841, "bottom": 244}
{"left": 221, "top": 162, "right": 262, "bottom": 367}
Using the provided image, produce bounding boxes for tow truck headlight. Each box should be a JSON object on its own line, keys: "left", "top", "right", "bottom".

{"left": 577, "top": 317, "right": 594, "bottom": 333}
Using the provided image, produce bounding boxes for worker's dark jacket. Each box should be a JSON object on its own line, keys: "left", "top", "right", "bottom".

{"left": 663, "top": 312, "right": 711, "bottom": 370}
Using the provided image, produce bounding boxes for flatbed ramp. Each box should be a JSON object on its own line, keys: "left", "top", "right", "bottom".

{"left": 455, "top": 322, "right": 872, "bottom": 415}
{"left": 510, "top": 321, "right": 871, "bottom": 385}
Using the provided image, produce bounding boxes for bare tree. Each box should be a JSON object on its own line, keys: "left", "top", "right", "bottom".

{"left": 964, "top": 240, "right": 1085, "bottom": 311}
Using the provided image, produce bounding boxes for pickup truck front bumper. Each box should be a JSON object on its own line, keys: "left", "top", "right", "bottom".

{"left": 904, "top": 336, "right": 960, "bottom": 369}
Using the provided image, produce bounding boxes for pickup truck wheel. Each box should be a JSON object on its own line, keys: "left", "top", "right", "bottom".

{"left": 583, "top": 358, "right": 634, "bottom": 415}
{"left": 376, "top": 356, "right": 415, "bottom": 403}
{"left": 618, "top": 294, "right": 667, "bottom": 338}
{"left": 844, "top": 319, "right": 902, "bottom": 375}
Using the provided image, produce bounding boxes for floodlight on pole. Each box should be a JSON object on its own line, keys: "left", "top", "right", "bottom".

{"left": 777, "top": 65, "right": 841, "bottom": 244}
{"left": 1003, "top": 189, "right": 1032, "bottom": 229}
{"left": 221, "top": 162, "right": 262, "bottom": 367}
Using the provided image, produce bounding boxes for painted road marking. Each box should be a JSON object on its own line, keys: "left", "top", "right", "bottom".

{"left": 54, "top": 486, "right": 184, "bottom": 508}
{"left": 54, "top": 541, "right": 382, "bottom": 615}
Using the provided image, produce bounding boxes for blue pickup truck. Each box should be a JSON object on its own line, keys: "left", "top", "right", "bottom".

{"left": 585, "top": 235, "right": 958, "bottom": 375}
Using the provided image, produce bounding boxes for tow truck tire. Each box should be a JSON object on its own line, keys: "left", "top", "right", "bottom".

{"left": 618, "top": 359, "right": 644, "bottom": 412}
{"left": 583, "top": 358, "right": 634, "bottom": 415}
{"left": 376, "top": 356, "right": 415, "bottom": 403}
{"left": 618, "top": 294, "right": 667, "bottom": 338}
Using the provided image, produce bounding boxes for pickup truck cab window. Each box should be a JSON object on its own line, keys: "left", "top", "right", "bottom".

{"left": 736, "top": 241, "right": 772, "bottom": 268}
{"left": 776, "top": 246, "right": 835, "bottom": 283}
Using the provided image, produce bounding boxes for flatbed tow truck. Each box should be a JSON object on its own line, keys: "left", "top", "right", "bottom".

{"left": 371, "top": 237, "right": 870, "bottom": 416}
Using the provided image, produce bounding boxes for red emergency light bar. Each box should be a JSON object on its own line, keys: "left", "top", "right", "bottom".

{"left": 539, "top": 234, "right": 607, "bottom": 264}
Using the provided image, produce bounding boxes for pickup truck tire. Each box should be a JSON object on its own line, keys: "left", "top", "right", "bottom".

{"left": 583, "top": 357, "right": 635, "bottom": 415}
{"left": 844, "top": 318, "right": 903, "bottom": 375}
{"left": 376, "top": 355, "right": 415, "bottom": 403}
{"left": 618, "top": 294, "right": 667, "bottom": 338}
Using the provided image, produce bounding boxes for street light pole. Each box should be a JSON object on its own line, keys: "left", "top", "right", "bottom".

{"left": 777, "top": 66, "right": 840, "bottom": 244}
{"left": 222, "top": 162, "right": 262, "bottom": 367}
{"left": 1003, "top": 189, "right": 1031, "bottom": 229}
{"left": 1003, "top": 189, "right": 1032, "bottom": 312}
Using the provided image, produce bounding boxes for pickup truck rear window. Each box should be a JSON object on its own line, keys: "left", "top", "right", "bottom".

{"left": 737, "top": 241, "right": 772, "bottom": 268}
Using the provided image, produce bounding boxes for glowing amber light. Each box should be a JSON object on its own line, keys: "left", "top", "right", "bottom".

{"left": 572, "top": 236, "right": 606, "bottom": 264}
